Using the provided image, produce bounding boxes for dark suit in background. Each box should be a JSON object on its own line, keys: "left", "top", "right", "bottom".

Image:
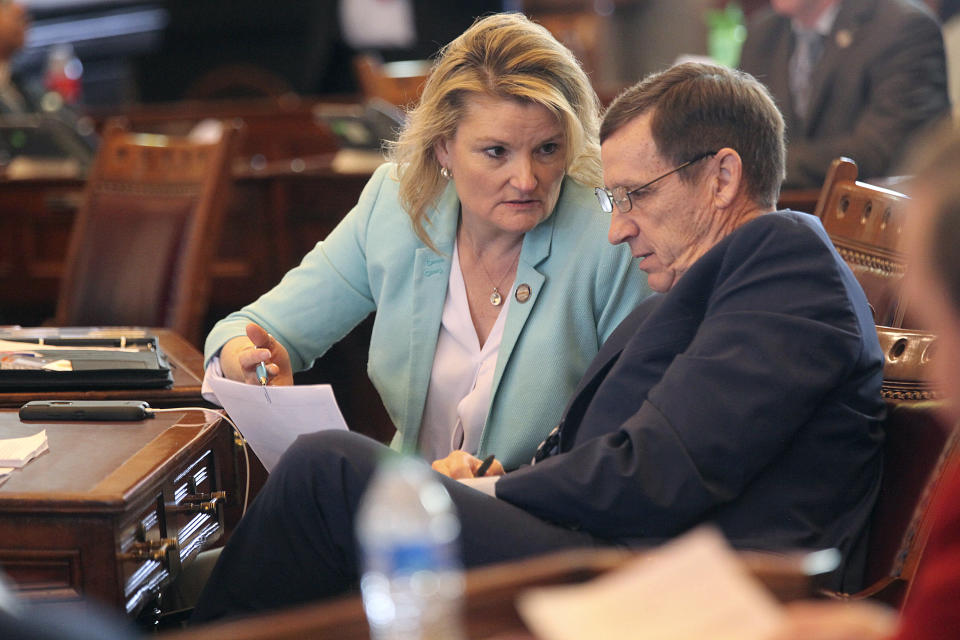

{"left": 192, "top": 211, "right": 884, "bottom": 622}
{"left": 740, "top": 0, "right": 950, "bottom": 188}
{"left": 0, "top": 73, "right": 32, "bottom": 114}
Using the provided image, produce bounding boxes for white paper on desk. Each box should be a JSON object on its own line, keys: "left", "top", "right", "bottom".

{"left": 516, "top": 527, "right": 784, "bottom": 640}
{"left": 206, "top": 375, "right": 348, "bottom": 472}
{"left": 0, "top": 429, "right": 48, "bottom": 467}
{"left": 0, "top": 339, "right": 140, "bottom": 352}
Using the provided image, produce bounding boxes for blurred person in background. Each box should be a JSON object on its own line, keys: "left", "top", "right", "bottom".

{"left": 740, "top": 0, "right": 949, "bottom": 188}
{"left": 0, "top": 0, "right": 28, "bottom": 114}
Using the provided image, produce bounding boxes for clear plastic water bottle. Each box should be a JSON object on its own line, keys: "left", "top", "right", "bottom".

{"left": 356, "top": 455, "right": 466, "bottom": 640}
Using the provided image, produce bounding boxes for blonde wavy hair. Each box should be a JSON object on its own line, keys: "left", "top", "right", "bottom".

{"left": 387, "top": 12, "right": 602, "bottom": 250}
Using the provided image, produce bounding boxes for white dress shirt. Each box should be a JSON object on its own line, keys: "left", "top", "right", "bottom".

{"left": 417, "top": 240, "right": 511, "bottom": 463}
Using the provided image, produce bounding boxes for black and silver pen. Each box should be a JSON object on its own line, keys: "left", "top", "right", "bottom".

{"left": 475, "top": 454, "right": 496, "bottom": 477}
{"left": 256, "top": 361, "right": 271, "bottom": 404}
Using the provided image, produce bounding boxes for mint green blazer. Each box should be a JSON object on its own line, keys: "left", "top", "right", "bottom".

{"left": 205, "top": 163, "right": 650, "bottom": 469}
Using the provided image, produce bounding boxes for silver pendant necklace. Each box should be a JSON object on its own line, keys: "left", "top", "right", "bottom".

{"left": 462, "top": 229, "right": 521, "bottom": 307}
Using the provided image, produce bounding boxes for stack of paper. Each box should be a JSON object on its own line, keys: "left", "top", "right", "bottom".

{"left": 206, "top": 374, "right": 348, "bottom": 472}
{"left": 0, "top": 429, "right": 49, "bottom": 486}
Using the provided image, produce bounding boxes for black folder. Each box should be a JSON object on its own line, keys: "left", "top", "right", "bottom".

{"left": 0, "top": 334, "right": 173, "bottom": 391}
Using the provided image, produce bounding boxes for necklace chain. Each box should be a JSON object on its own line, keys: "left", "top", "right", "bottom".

{"left": 462, "top": 229, "right": 521, "bottom": 307}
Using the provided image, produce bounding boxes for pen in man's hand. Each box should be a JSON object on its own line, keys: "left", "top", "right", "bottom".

{"left": 256, "top": 361, "right": 271, "bottom": 404}
{"left": 475, "top": 454, "right": 496, "bottom": 477}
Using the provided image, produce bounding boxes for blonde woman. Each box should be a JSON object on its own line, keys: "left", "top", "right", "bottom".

{"left": 204, "top": 13, "right": 649, "bottom": 470}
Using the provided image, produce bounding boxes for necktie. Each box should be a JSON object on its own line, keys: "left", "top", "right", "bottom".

{"left": 789, "top": 29, "right": 824, "bottom": 121}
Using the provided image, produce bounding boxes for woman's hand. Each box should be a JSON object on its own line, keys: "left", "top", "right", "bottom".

{"left": 219, "top": 323, "right": 294, "bottom": 386}
{"left": 432, "top": 451, "right": 505, "bottom": 479}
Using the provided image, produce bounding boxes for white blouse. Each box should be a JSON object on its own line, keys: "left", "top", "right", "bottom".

{"left": 417, "top": 240, "right": 511, "bottom": 462}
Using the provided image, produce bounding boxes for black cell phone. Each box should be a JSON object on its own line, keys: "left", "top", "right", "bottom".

{"left": 19, "top": 400, "right": 152, "bottom": 421}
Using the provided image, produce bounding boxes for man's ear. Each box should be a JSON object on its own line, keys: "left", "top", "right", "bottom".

{"left": 713, "top": 148, "right": 743, "bottom": 209}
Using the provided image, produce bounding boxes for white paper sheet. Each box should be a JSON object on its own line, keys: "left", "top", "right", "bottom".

{"left": 206, "top": 374, "right": 349, "bottom": 472}
{"left": 517, "top": 527, "right": 785, "bottom": 640}
{"left": 0, "top": 429, "right": 48, "bottom": 467}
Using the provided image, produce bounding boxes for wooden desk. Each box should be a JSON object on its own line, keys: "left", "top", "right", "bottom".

{"left": 0, "top": 328, "right": 205, "bottom": 409}
{"left": 165, "top": 548, "right": 818, "bottom": 640}
{"left": 0, "top": 408, "right": 238, "bottom": 616}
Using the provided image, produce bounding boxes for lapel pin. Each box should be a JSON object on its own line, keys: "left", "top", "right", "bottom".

{"left": 835, "top": 29, "right": 852, "bottom": 49}
{"left": 515, "top": 283, "right": 531, "bottom": 303}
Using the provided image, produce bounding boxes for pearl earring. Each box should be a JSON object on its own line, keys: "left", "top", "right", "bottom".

{"left": 440, "top": 166, "right": 451, "bottom": 179}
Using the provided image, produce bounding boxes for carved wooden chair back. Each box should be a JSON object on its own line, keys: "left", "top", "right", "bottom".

{"left": 54, "top": 118, "right": 241, "bottom": 345}
{"left": 814, "top": 158, "right": 910, "bottom": 327}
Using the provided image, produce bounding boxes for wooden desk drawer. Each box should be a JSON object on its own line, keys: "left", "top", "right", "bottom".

{"left": 118, "top": 447, "right": 225, "bottom": 615}
{"left": 119, "top": 492, "right": 170, "bottom": 615}
{"left": 0, "top": 410, "right": 239, "bottom": 616}
{"left": 168, "top": 448, "right": 225, "bottom": 563}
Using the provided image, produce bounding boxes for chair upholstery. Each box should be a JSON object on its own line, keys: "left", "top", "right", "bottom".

{"left": 840, "top": 325, "right": 957, "bottom": 607}
{"left": 813, "top": 157, "right": 909, "bottom": 327}
{"left": 54, "top": 118, "right": 241, "bottom": 346}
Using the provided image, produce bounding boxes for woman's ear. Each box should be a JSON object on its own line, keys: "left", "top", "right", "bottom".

{"left": 713, "top": 147, "right": 743, "bottom": 209}
{"left": 434, "top": 138, "right": 450, "bottom": 170}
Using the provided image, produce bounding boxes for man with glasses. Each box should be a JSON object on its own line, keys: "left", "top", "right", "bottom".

{"left": 192, "top": 62, "right": 885, "bottom": 622}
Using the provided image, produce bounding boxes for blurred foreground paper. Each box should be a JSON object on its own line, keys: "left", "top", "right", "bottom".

{"left": 206, "top": 374, "right": 348, "bottom": 472}
{"left": 517, "top": 527, "right": 784, "bottom": 640}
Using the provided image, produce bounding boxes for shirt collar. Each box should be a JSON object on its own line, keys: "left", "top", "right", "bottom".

{"left": 791, "top": 1, "right": 841, "bottom": 37}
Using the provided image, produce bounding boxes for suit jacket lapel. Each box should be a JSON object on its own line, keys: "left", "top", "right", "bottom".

{"left": 398, "top": 184, "right": 458, "bottom": 452}
{"left": 804, "top": 0, "right": 873, "bottom": 136}
{"left": 489, "top": 205, "right": 552, "bottom": 397}
{"left": 554, "top": 295, "right": 661, "bottom": 451}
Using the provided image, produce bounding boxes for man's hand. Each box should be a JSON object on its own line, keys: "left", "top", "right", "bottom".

{"left": 432, "top": 451, "right": 505, "bottom": 479}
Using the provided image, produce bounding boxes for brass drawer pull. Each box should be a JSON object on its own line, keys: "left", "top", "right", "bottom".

{"left": 119, "top": 537, "right": 182, "bottom": 574}
{"left": 168, "top": 490, "right": 227, "bottom": 514}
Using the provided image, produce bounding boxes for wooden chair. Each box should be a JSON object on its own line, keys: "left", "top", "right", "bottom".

{"left": 836, "top": 325, "right": 958, "bottom": 607}
{"left": 54, "top": 118, "right": 242, "bottom": 346}
{"left": 352, "top": 54, "right": 430, "bottom": 108}
{"left": 813, "top": 157, "right": 910, "bottom": 327}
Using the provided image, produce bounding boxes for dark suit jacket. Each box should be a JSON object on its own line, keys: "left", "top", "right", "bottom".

{"left": 496, "top": 211, "right": 886, "bottom": 592}
{"left": 740, "top": 0, "right": 950, "bottom": 188}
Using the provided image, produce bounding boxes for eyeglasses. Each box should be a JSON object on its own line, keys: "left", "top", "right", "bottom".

{"left": 595, "top": 151, "right": 718, "bottom": 214}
